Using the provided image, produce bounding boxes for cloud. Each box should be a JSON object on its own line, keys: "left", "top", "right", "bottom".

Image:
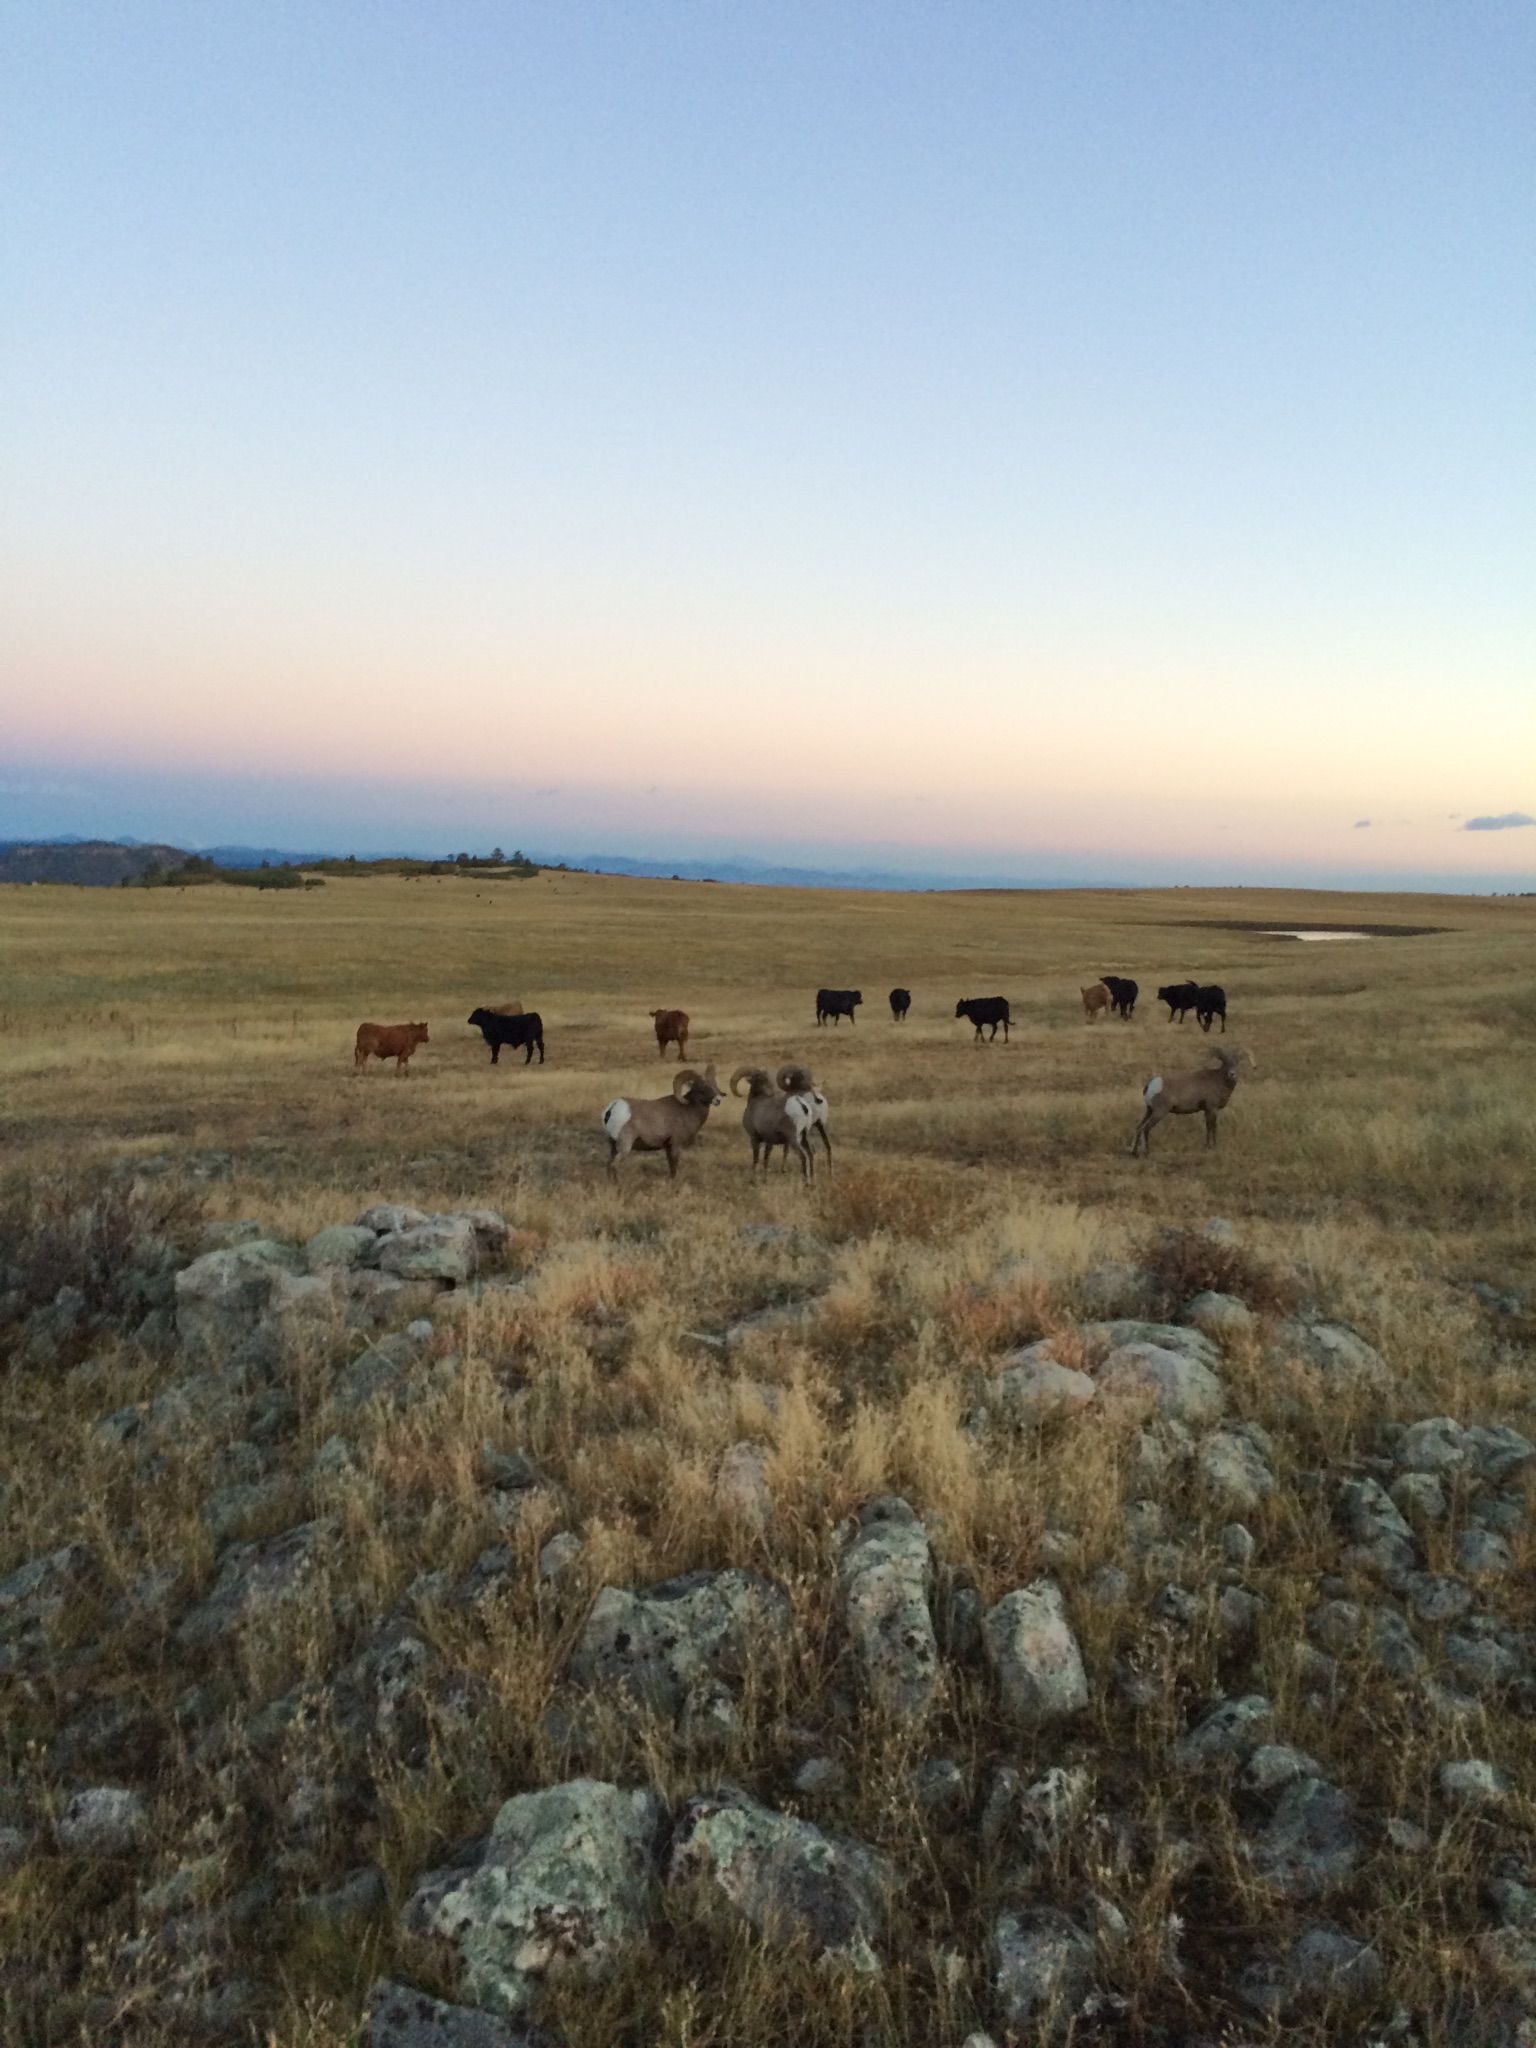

{"left": 1353, "top": 819, "right": 1371, "bottom": 828}
{"left": 1464, "top": 812, "right": 1535, "bottom": 832}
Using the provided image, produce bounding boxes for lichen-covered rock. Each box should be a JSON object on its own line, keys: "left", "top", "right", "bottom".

{"left": 1182, "top": 1291, "right": 1256, "bottom": 1340}
{"left": 1455, "top": 1526, "right": 1514, "bottom": 1580}
{"left": 361, "top": 1980, "right": 538, "bottom": 2046}
{"left": 1438, "top": 1758, "right": 1510, "bottom": 1807}
{"left": 1465, "top": 1424, "right": 1536, "bottom": 1485}
{"left": 174, "top": 1239, "right": 303, "bottom": 1357}
{"left": 1081, "top": 1319, "right": 1223, "bottom": 1367}
{"left": 669, "top": 1785, "right": 894, "bottom": 1971}
{"left": 836, "top": 1497, "right": 939, "bottom": 1721}
{"left": 304, "top": 1224, "right": 379, "bottom": 1272}
{"left": 377, "top": 1217, "right": 479, "bottom": 1285}
{"left": 356, "top": 1204, "right": 430, "bottom": 1235}
{"left": 1335, "top": 1478, "right": 1416, "bottom": 1578}
{"left": 175, "top": 1519, "right": 334, "bottom": 1649}
{"left": 989, "top": 1353, "right": 1098, "bottom": 1422}
{"left": 1197, "top": 1428, "right": 1276, "bottom": 1512}
{"left": 1098, "top": 1342, "right": 1225, "bottom": 1425}
{"left": 1174, "top": 1695, "right": 1271, "bottom": 1772}
{"left": 565, "top": 1568, "right": 790, "bottom": 1721}
{"left": 0, "top": 1541, "right": 97, "bottom": 1657}
{"left": 401, "top": 1778, "right": 659, "bottom": 2016}
{"left": 1248, "top": 1777, "right": 1359, "bottom": 1897}
{"left": 993, "top": 1908, "right": 1096, "bottom": 2037}
{"left": 1273, "top": 1319, "right": 1392, "bottom": 1389}
{"left": 1239, "top": 1925, "right": 1384, "bottom": 2017}
{"left": 982, "top": 1579, "right": 1089, "bottom": 1728}
{"left": 1390, "top": 1470, "right": 1447, "bottom": 1525}
{"left": 1394, "top": 1416, "right": 1469, "bottom": 1474}
{"left": 58, "top": 1786, "right": 149, "bottom": 1855}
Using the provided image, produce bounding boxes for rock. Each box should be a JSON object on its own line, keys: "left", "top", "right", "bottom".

{"left": 1244, "top": 1744, "right": 1322, "bottom": 1793}
{"left": 1405, "top": 1574, "right": 1472, "bottom": 1625}
{"left": 1182, "top": 1291, "right": 1256, "bottom": 1340}
{"left": 480, "top": 1443, "right": 541, "bottom": 1490}
{"left": 669, "top": 1785, "right": 893, "bottom": 1971}
{"left": 333, "top": 1328, "right": 430, "bottom": 1411}
{"left": 1395, "top": 1417, "right": 1469, "bottom": 1474}
{"left": 538, "top": 1534, "right": 583, "bottom": 1584}
{"left": 361, "top": 1980, "right": 537, "bottom": 2047}
{"left": 94, "top": 1404, "right": 144, "bottom": 1449}
{"left": 993, "top": 1908, "right": 1096, "bottom": 2037}
{"left": 1273, "top": 1319, "right": 1393, "bottom": 1389}
{"left": 377, "top": 1217, "right": 478, "bottom": 1286}
{"left": 1240, "top": 1925, "right": 1384, "bottom": 2017}
{"left": 1198, "top": 1428, "right": 1276, "bottom": 1513}
{"left": 836, "top": 1497, "right": 939, "bottom": 1721}
{"left": 1082, "top": 1320, "right": 1223, "bottom": 1369}
{"left": 1335, "top": 1479, "right": 1416, "bottom": 1577}
{"left": 1469, "top": 1491, "right": 1527, "bottom": 1535}
{"left": 1439, "top": 1758, "right": 1510, "bottom": 1807}
{"left": 982, "top": 1580, "right": 1089, "bottom": 1728}
{"left": 714, "top": 1441, "right": 773, "bottom": 1531}
{"left": 791, "top": 1756, "right": 843, "bottom": 1795}
{"left": 1018, "top": 1766, "right": 1092, "bottom": 1849}
{"left": 565, "top": 1568, "right": 791, "bottom": 1721}
{"left": 1479, "top": 1928, "right": 1536, "bottom": 2001}
{"left": 1445, "top": 1634, "right": 1520, "bottom": 1689}
{"left": 401, "top": 1778, "right": 659, "bottom": 2015}
{"left": 1369, "top": 1606, "right": 1426, "bottom": 1679}
{"left": 175, "top": 1520, "right": 333, "bottom": 1649}
{"left": 911, "top": 1757, "right": 966, "bottom": 1816}
{"left": 1385, "top": 1817, "right": 1430, "bottom": 1852}
{"left": 1465, "top": 1424, "right": 1536, "bottom": 1485}
{"left": 1218, "top": 1586, "right": 1264, "bottom": 1639}
{"left": 990, "top": 1353, "right": 1098, "bottom": 1422}
{"left": 304, "top": 1224, "right": 379, "bottom": 1272}
{"left": 1088, "top": 1566, "right": 1130, "bottom": 1605}
{"left": 1249, "top": 1777, "right": 1359, "bottom": 1897}
{"left": 1098, "top": 1342, "right": 1224, "bottom": 1425}
{"left": 1390, "top": 1471, "right": 1447, "bottom": 1525}
{"left": 204, "top": 1479, "right": 289, "bottom": 1546}
{"left": 1175, "top": 1695, "right": 1271, "bottom": 1772}
{"left": 297, "top": 1864, "right": 388, "bottom": 1924}
{"left": 0, "top": 1541, "right": 97, "bottom": 1651}
{"left": 458, "top": 1210, "right": 511, "bottom": 1259}
{"left": 355, "top": 1204, "right": 430, "bottom": 1234}
{"left": 173, "top": 1240, "right": 303, "bottom": 1357}
{"left": 1151, "top": 1584, "right": 1201, "bottom": 1627}
{"left": 1221, "top": 1521, "right": 1257, "bottom": 1567}
{"left": 1308, "top": 1599, "right": 1364, "bottom": 1654}
{"left": 457, "top": 1546, "right": 514, "bottom": 1607}
{"left": 1456, "top": 1526, "right": 1514, "bottom": 1579}
{"left": 1488, "top": 1878, "right": 1536, "bottom": 1929}
{"left": 58, "top": 1786, "right": 149, "bottom": 1856}
{"left": 0, "top": 1825, "right": 29, "bottom": 1870}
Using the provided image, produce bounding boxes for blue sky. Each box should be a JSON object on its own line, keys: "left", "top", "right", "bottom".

{"left": 2, "top": 3, "right": 1532, "bottom": 886}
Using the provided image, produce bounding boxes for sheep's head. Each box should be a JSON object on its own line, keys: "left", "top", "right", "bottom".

{"left": 674, "top": 1064, "right": 722, "bottom": 1107}
{"left": 1207, "top": 1046, "right": 1253, "bottom": 1077}
{"left": 776, "top": 1064, "right": 814, "bottom": 1095}
{"left": 731, "top": 1066, "right": 773, "bottom": 1097}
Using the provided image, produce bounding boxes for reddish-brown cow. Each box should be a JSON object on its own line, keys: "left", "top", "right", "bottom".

{"left": 354, "top": 1021, "right": 430, "bottom": 1072}
{"left": 649, "top": 1008, "right": 689, "bottom": 1059}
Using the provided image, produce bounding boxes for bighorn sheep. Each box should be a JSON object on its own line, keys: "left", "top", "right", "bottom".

{"left": 602, "top": 1065, "right": 721, "bottom": 1177}
{"left": 1081, "top": 982, "right": 1112, "bottom": 1022}
{"left": 650, "top": 1008, "right": 689, "bottom": 1059}
{"left": 1130, "top": 1046, "right": 1253, "bottom": 1155}
{"left": 778, "top": 1063, "right": 831, "bottom": 1172}
{"left": 731, "top": 1065, "right": 815, "bottom": 1178}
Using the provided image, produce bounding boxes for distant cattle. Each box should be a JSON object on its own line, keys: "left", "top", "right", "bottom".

{"left": 468, "top": 1007, "right": 545, "bottom": 1065}
{"left": 650, "top": 1008, "right": 690, "bottom": 1059}
{"left": 1196, "top": 984, "right": 1227, "bottom": 1034}
{"left": 816, "top": 989, "right": 862, "bottom": 1026}
{"left": 355, "top": 1020, "right": 429, "bottom": 1072}
{"left": 1158, "top": 981, "right": 1200, "bottom": 1023}
{"left": 1082, "top": 982, "right": 1112, "bottom": 1022}
{"left": 889, "top": 987, "right": 911, "bottom": 1022}
{"left": 1101, "top": 974, "right": 1138, "bottom": 1020}
{"left": 956, "top": 996, "right": 1010, "bottom": 1042}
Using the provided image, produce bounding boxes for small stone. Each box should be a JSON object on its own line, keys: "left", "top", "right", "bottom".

{"left": 1385, "top": 1817, "right": 1430, "bottom": 1852}
{"left": 1249, "top": 1778, "right": 1358, "bottom": 1897}
{"left": 538, "top": 1533, "right": 583, "bottom": 1583}
{"left": 1455, "top": 1526, "right": 1514, "bottom": 1579}
{"left": 1182, "top": 1290, "right": 1255, "bottom": 1340}
{"left": 1175, "top": 1695, "right": 1271, "bottom": 1772}
{"left": 911, "top": 1757, "right": 966, "bottom": 1816}
{"left": 1405, "top": 1574, "right": 1472, "bottom": 1625}
{"left": 993, "top": 1908, "right": 1096, "bottom": 2037}
{"left": 1198, "top": 1428, "right": 1276, "bottom": 1513}
{"left": 298, "top": 1864, "right": 388, "bottom": 1924}
{"left": 1464, "top": 1424, "right": 1535, "bottom": 1484}
{"left": 565, "top": 1568, "right": 790, "bottom": 1721}
{"left": 1389, "top": 1471, "right": 1447, "bottom": 1526}
{"left": 1221, "top": 1522, "right": 1256, "bottom": 1567}
{"left": 1243, "top": 1744, "right": 1322, "bottom": 1793}
{"left": 791, "top": 1756, "right": 842, "bottom": 1795}
{"left": 58, "top": 1787, "right": 149, "bottom": 1856}
{"left": 1088, "top": 1566, "right": 1130, "bottom": 1605}
{"left": 1218, "top": 1586, "right": 1263, "bottom": 1639}
{"left": 1488, "top": 1878, "right": 1536, "bottom": 1928}
{"left": 1394, "top": 1417, "right": 1469, "bottom": 1474}
{"left": 714, "top": 1441, "right": 773, "bottom": 1531}
{"left": 1438, "top": 1758, "right": 1510, "bottom": 1807}
{"left": 982, "top": 1579, "right": 1089, "bottom": 1728}
{"left": 303, "top": 1224, "right": 379, "bottom": 1272}
{"left": 0, "top": 1825, "right": 30, "bottom": 1870}
{"left": 479, "top": 1443, "right": 540, "bottom": 1490}
{"left": 1274, "top": 1319, "right": 1393, "bottom": 1390}
{"left": 1151, "top": 1584, "right": 1201, "bottom": 1628}
{"left": 1444, "top": 1633, "right": 1518, "bottom": 1689}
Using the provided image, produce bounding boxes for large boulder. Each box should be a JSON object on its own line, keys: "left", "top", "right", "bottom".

{"left": 669, "top": 1785, "right": 894, "bottom": 1971}
{"left": 993, "top": 1908, "right": 1096, "bottom": 2038}
{"left": 982, "top": 1579, "right": 1089, "bottom": 1728}
{"left": 377, "top": 1217, "right": 479, "bottom": 1286}
{"left": 402, "top": 1778, "right": 659, "bottom": 2016}
{"left": 304, "top": 1225, "right": 380, "bottom": 1272}
{"left": 1081, "top": 1320, "right": 1223, "bottom": 1369}
{"left": 565, "top": 1569, "right": 790, "bottom": 1722}
{"left": 1098, "top": 1343, "right": 1224, "bottom": 1425}
{"left": 835, "top": 1497, "right": 940, "bottom": 1721}
{"left": 175, "top": 1520, "right": 334, "bottom": 1650}
{"left": 173, "top": 1240, "right": 302, "bottom": 1357}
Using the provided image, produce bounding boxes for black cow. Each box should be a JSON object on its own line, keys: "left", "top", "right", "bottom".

{"left": 1101, "top": 974, "right": 1138, "bottom": 1020}
{"left": 889, "top": 987, "right": 911, "bottom": 1022}
{"left": 1158, "top": 981, "right": 1200, "bottom": 1023}
{"left": 816, "top": 988, "right": 862, "bottom": 1026}
{"left": 1196, "top": 984, "right": 1227, "bottom": 1034}
{"left": 468, "top": 1007, "right": 545, "bottom": 1065}
{"left": 956, "top": 996, "right": 1010, "bottom": 1042}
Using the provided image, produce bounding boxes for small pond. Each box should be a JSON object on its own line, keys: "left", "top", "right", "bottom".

{"left": 1262, "top": 929, "right": 1372, "bottom": 942}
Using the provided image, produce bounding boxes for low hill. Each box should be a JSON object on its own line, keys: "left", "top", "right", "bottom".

{"left": 0, "top": 839, "right": 190, "bottom": 886}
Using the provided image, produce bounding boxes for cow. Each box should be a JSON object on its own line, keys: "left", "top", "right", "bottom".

{"left": 487, "top": 1000, "right": 524, "bottom": 1016}
{"left": 467, "top": 1008, "right": 545, "bottom": 1065}
{"left": 1158, "top": 981, "right": 1201, "bottom": 1023}
{"left": 355, "top": 1021, "right": 429, "bottom": 1072}
{"left": 1082, "top": 982, "right": 1112, "bottom": 1022}
{"left": 1101, "top": 974, "right": 1138, "bottom": 1020}
{"left": 956, "top": 996, "right": 1010, "bottom": 1042}
{"left": 649, "top": 1008, "right": 689, "bottom": 1059}
{"left": 1196, "top": 984, "right": 1227, "bottom": 1034}
{"left": 816, "top": 989, "right": 862, "bottom": 1026}
{"left": 889, "top": 987, "right": 912, "bottom": 1022}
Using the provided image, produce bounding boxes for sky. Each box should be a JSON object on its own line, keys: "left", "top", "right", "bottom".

{"left": 2, "top": 3, "right": 1532, "bottom": 888}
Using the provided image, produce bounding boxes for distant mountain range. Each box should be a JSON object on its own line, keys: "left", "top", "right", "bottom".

{"left": 0, "top": 837, "right": 1120, "bottom": 892}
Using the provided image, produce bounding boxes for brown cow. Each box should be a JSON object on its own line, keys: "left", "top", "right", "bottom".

{"left": 649, "top": 1008, "right": 689, "bottom": 1059}
{"left": 1081, "top": 982, "right": 1112, "bottom": 1023}
{"left": 354, "top": 1021, "right": 430, "bottom": 1072}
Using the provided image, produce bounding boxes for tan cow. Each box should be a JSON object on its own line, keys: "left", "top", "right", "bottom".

{"left": 1081, "top": 982, "right": 1112, "bottom": 1023}
{"left": 354, "top": 1021, "right": 429, "bottom": 1072}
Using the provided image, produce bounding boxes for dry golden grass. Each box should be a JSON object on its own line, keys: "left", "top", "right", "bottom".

{"left": 1, "top": 872, "right": 1534, "bottom": 2046}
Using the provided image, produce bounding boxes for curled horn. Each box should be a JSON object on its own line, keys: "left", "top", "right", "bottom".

{"left": 777, "top": 1064, "right": 813, "bottom": 1094}
{"left": 731, "top": 1065, "right": 768, "bottom": 1096}
{"left": 672, "top": 1067, "right": 701, "bottom": 1101}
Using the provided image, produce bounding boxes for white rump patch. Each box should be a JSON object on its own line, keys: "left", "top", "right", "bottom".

{"left": 1145, "top": 1076, "right": 1163, "bottom": 1103}
{"left": 602, "top": 1099, "right": 631, "bottom": 1137}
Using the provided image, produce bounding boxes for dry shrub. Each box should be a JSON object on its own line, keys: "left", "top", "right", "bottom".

{"left": 0, "top": 1165, "right": 206, "bottom": 1347}
{"left": 815, "top": 1161, "right": 979, "bottom": 1243}
{"left": 1135, "top": 1223, "right": 1297, "bottom": 1318}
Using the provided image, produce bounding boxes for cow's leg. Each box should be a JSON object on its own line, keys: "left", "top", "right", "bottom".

{"left": 490, "top": 1043, "right": 500, "bottom": 1064}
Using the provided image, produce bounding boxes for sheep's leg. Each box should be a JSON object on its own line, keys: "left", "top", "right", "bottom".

{"left": 664, "top": 1139, "right": 680, "bottom": 1178}
{"left": 798, "top": 1132, "right": 814, "bottom": 1180}
{"left": 1204, "top": 1108, "right": 1219, "bottom": 1146}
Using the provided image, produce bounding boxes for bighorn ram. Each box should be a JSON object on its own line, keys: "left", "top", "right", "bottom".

{"left": 1130, "top": 1046, "right": 1253, "bottom": 1155}
{"left": 778, "top": 1063, "right": 832, "bottom": 1172}
{"left": 602, "top": 1065, "right": 722, "bottom": 1177}
{"left": 731, "top": 1065, "right": 815, "bottom": 1177}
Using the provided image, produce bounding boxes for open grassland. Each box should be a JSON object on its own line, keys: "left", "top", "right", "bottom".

{"left": 1, "top": 874, "right": 1534, "bottom": 2047}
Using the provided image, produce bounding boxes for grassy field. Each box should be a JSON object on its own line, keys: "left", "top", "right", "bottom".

{"left": 1, "top": 872, "right": 1534, "bottom": 2045}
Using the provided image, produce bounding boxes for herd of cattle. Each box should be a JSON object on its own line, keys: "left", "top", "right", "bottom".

{"left": 352, "top": 972, "right": 1247, "bottom": 1170}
